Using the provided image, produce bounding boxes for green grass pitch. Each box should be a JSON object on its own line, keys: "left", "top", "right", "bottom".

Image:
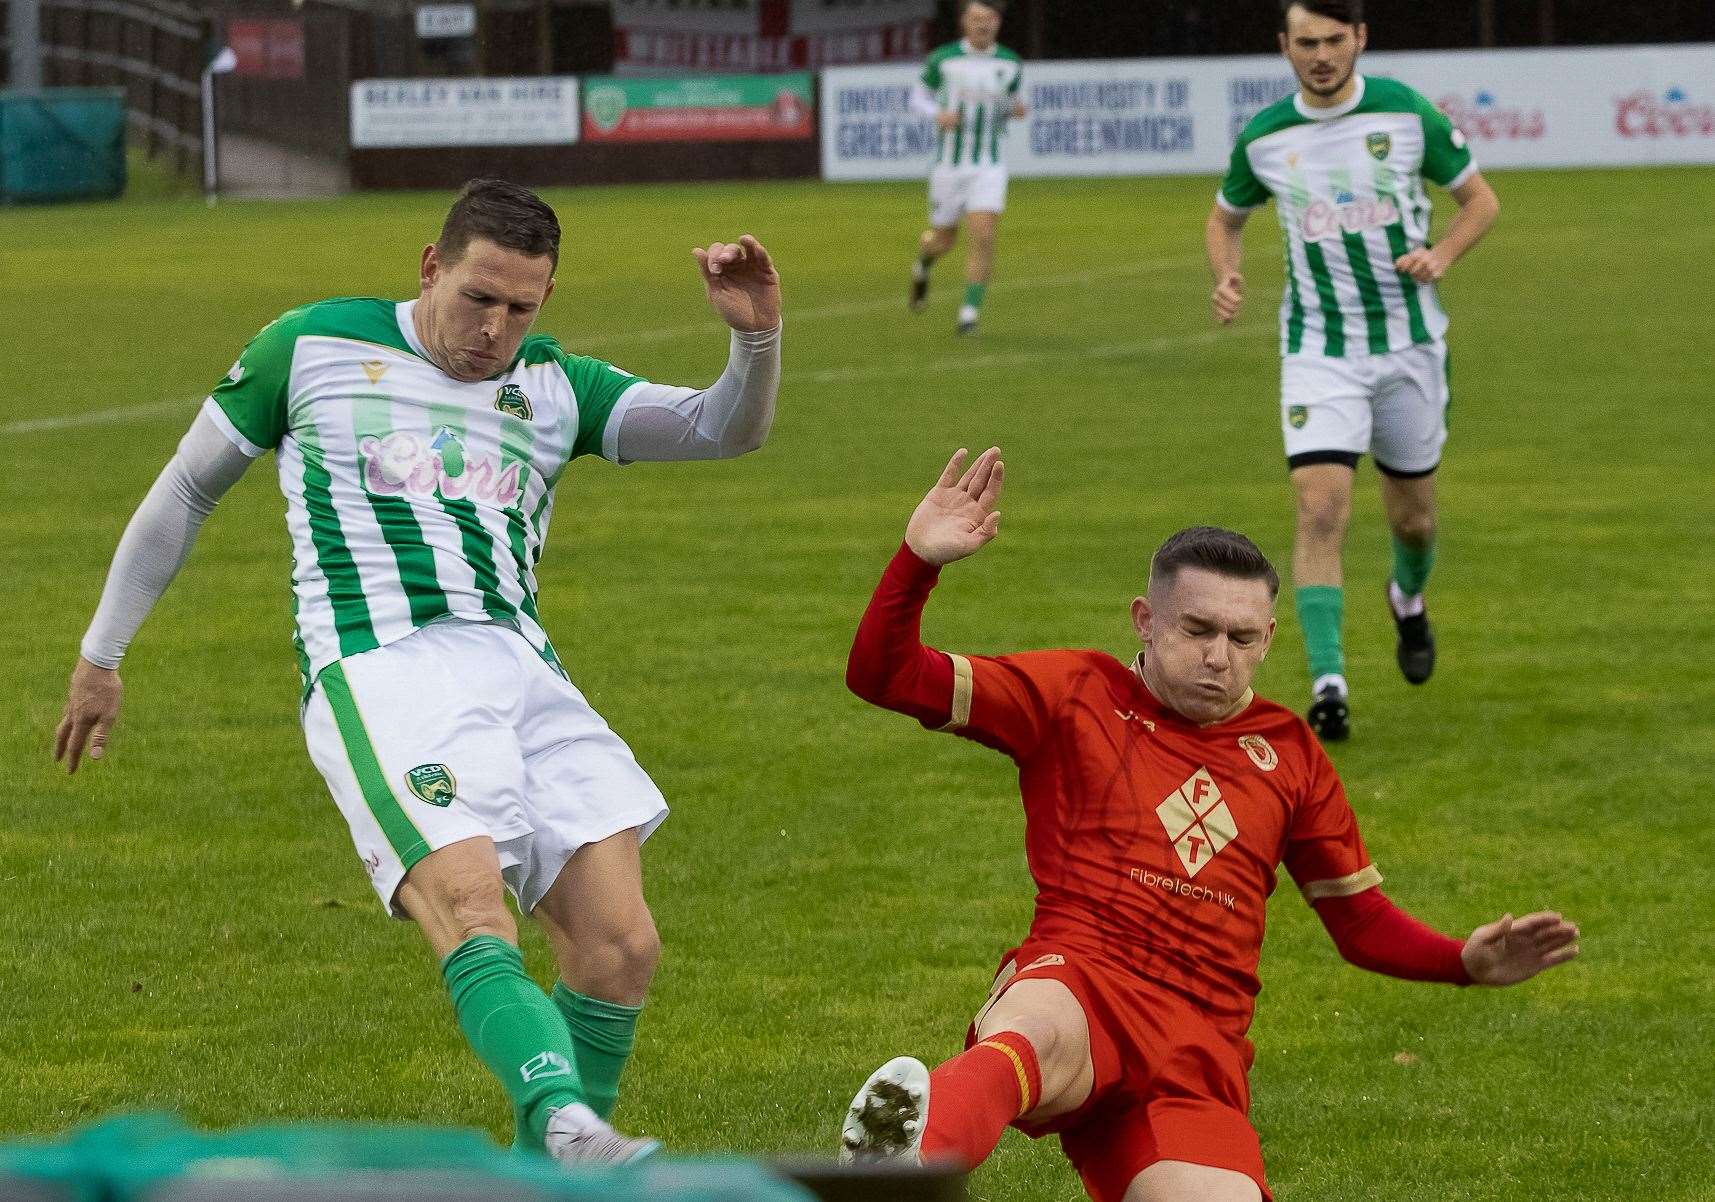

{"left": 3, "top": 165, "right": 1712, "bottom": 1200}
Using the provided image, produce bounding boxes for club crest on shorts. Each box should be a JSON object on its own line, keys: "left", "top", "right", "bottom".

{"left": 1238, "top": 734, "right": 1278, "bottom": 772}
{"left": 404, "top": 763, "right": 457, "bottom": 806}
{"left": 1289, "top": 404, "right": 1309, "bottom": 429}
{"left": 1366, "top": 131, "right": 1392, "bottom": 160}
{"left": 494, "top": 383, "right": 533, "bottom": 421}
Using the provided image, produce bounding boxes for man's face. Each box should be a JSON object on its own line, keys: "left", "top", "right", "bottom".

{"left": 1279, "top": 6, "right": 1366, "bottom": 100}
{"left": 961, "top": 2, "right": 1002, "bottom": 49}
{"left": 1132, "top": 567, "right": 1276, "bottom": 724}
{"left": 418, "top": 238, "right": 555, "bottom": 382}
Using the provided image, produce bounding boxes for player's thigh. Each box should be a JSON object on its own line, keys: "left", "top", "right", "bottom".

{"left": 533, "top": 826, "right": 653, "bottom": 959}
{"left": 301, "top": 627, "right": 530, "bottom": 918}
{"left": 928, "top": 167, "right": 971, "bottom": 229}
{"left": 1369, "top": 341, "right": 1449, "bottom": 477}
{"left": 965, "top": 167, "right": 1008, "bottom": 221}
{"left": 510, "top": 664, "right": 668, "bottom": 918}
{"left": 1123, "top": 1160, "right": 1263, "bottom": 1202}
{"left": 975, "top": 977, "right": 1095, "bottom": 1119}
{"left": 1280, "top": 352, "right": 1375, "bottom": 464}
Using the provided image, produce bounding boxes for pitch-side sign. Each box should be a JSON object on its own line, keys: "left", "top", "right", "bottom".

{"left": 351, "top": 77, "right": 580, "bottom": 149}
{"left": 821, "top": 44, "right": 1715, "bottom": 181}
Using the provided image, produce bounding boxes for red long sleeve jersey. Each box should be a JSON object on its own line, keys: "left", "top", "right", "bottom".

{"left": 849, "top": 545, "right": 1450, "bottom": 1042}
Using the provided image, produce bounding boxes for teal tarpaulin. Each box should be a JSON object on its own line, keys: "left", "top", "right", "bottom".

{"left": 0, "top": 87, "right": 128, "bottom": 203}
{"left": 0, "top": 1112, "right": 815, "bottom": 1201}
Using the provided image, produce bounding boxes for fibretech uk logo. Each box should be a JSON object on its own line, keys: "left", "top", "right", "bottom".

{"left": 495, "top": 383, "right": 533, "bottom": 421}
{"left": 1366, "top": 131, "right": 1392, "bottom": 159}
{"left": 1155, "top": 767, "right": 1238, "bottom": 879}
{"left": 520, "top": 1051, "right": 572, "bottom": 1083}
{"left": 404, "top": 763, "right": 457, "bottom": 806}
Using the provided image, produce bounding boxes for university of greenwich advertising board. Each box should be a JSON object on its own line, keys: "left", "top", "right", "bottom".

{"left": 820, "top": 43, "right": 1715, "bottom": 181}
{"left": 351, "top": 78, "right": 579, "bottom": 148}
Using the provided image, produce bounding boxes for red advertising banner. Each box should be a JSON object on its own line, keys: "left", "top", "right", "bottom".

{"left": 582, "top": 73, "right": 814, "bottom": 143}
{"left": 225, "top": 18, "right": 305, "bottom": 80}
{"left": 614, "top": 23, "right": 927, "bottom": 73}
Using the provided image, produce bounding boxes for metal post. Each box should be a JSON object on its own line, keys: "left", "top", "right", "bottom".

{"left": 201, "top": 64, "right": 217, "bottom": 201}
{"left": 10, "top": 0, "right": 44, "bottom": 89}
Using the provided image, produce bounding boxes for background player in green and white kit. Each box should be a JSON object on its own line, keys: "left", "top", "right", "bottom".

{"left": 54, "top": 180, "right": 782, "bottom": 1164}
{"left": 1204, "top": 0, "right": 1500, "bottom": 741}
{"left": 908, "top": 0, "right": 1025, "bottom": 335}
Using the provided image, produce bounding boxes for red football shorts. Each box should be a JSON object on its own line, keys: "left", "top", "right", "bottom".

{"left": 969, "top": 944, "right": 1270, "bottom": 1202}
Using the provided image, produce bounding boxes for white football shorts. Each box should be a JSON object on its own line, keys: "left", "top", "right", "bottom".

{"left": 929, "top": 164, "right": 1008, "bottom": 228}
{"left": 1280, "top": 340, "right": 1451, "bottom": 476}
{"left": 302, "top": 620, "right": 668, "bottom": 917}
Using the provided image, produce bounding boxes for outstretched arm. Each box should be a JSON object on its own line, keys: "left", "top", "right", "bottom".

{"left": 846, "top": 448, "right": 1004, "bottom": 723}
{"left": 1315, "top": 888, "right": 1579, "bottom": 986}
{"left": 56, "top": 409, "right": 254, "bottom": 772}
{"left": 611, "top": 234, "right": 782, "bottom": 463}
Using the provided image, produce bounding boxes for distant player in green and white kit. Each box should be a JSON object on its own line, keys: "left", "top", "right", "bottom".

{"left": 908, "top": 0, "right": 1025, "bottom": 335}
{"left": 54, "top": 181, "right": 782, "bottom": 1163}
{"left": 1205, "top": 0, "right": 1499, "bottom": 741}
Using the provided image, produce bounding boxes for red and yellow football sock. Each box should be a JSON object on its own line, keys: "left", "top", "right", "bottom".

{"left": 920, "top": 1031, "right": 1042, "bottom": 1168}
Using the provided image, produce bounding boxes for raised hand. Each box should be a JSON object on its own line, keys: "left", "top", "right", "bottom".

{"left": 55, "top": 657, "right": 123, "bottom": 774}
{"left": 1461, "top": 911, "right": 1580, "bottom": 986}
{"left": 905, "top": 447, "right": 1004, "bottom": 567}
{"left": 693, "top": 234, "right": 781, "bottom": 333}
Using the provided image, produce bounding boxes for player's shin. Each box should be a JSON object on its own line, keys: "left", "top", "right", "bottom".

{"left": 1294, "top": 584, "right": 1346, "bottom": 687}
{"left": 441, "top": 935, "right": 588, "bottom": 1148}
{"left": 921, "top": 1032, "right": 1041, "bottom": 1168}
{"left": 551, "top": 982, "right": 641, "bottom": 1121}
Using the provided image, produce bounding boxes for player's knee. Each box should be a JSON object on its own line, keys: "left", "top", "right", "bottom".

{"left": 1392, "top": 509, "right": 1435, "bottom": 546}
{"left": 588, "top": 910, "right": 661, "bottom": 995}
{"left": 1295, "top": 491, "right": 1350, "bottom": 542}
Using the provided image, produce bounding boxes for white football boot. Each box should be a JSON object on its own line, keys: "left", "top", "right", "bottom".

{"left": 544, "top": 1103, "right": 661, "bottom": 1167}
{"left": 838, "top": 1055, "right": 931, "bottom": 1165}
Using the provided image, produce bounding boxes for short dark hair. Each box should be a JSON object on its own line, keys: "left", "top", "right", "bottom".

{"left": 436, "top": 179, "right": 561, "bottom": 270}
{"left": 1280, "top": 0, "right": 1362, "bottom": 28}
{"left": 961, "top": 0, "right": 1005, "bottom": 14}
{"left": 1150, "top": 526, "right": 1280, "bottom": 599}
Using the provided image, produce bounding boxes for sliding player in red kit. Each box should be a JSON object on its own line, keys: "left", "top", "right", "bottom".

{"left": 838, "top": 447, "right": 1579, "bottom": 1202}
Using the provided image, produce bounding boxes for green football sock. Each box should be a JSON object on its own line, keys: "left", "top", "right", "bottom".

{"left": 552, "top": 983, "right": 642, "bottom": 1122}
{"left": 1391, "top": 535, "right": 1436, "bottom": 598}
{"left": 441, "top": 935, "right": 586, "bottom": 1150}
{"left": 1295, "top": 585, "right": 1346, "bottom": 683}
{"left": 962, "top": 282, "right": 988, "bottom": 310}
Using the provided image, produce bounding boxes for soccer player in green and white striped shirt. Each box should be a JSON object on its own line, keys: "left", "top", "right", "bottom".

{"left": 907, "top": 0, "right": 1025, "bottom": 335}
{"left": 55, "top": 180, "right": 783, "bottom": 1164}
{"left": 1205, "top": 0, "right": 1499, "bottom": 741}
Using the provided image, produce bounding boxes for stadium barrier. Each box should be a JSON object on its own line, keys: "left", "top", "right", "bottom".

{"left": 0, "top": 1113, "right": 966, "bottom": 1202}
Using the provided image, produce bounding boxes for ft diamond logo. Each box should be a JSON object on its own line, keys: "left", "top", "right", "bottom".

{"left": 1155, "top": 767, "right": 1238, "bottom": 878}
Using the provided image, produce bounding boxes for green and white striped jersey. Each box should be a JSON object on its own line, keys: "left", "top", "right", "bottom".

{"left": 1218, "top": 76, "right": 1476, "bottom": 358}
{"left": 922, "top": 39, "right": 1022, "bottom": 168}
{"left": 203, "top": 297, "right": 644, "bottom": 691}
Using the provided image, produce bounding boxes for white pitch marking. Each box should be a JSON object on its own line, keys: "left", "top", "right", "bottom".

{"left": 2, "top": 255, "right": 1215, "bottom": 437}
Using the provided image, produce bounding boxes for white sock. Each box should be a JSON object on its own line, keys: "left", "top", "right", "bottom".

{"left": 546, "top": 1102, "right": 603, "bottom": 1134}
{"left": 911, "top": 259, "right": 929, "bottom": 282}
{"left": 1388, "top": 579, "right": 1425, "bottom": 619}
{"left": 1312, "top": 673, "right": 1348, "bottom": 699}
{"left": 958, "top": 303, "right": 980, "bottom": 324}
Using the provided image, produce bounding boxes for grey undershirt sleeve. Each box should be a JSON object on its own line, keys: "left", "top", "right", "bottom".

{"left": 610, "top": 323, "right": 781, "bottom": 464}
{"left": 79, "top": 406, "right": 257, "bottom": 668}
